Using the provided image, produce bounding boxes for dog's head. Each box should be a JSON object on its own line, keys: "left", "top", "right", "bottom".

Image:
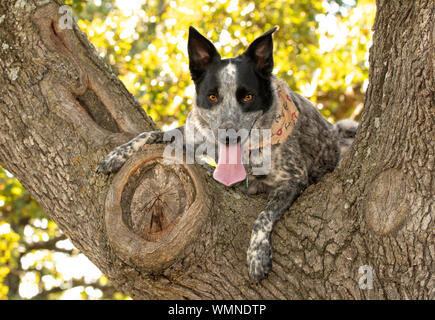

{"left": 187, "top": 26, "right": 278, "bottom": 146}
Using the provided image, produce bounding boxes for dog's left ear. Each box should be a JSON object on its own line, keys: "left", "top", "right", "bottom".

{"left": 243, "top": 26, "right": 278, "bottom": 76}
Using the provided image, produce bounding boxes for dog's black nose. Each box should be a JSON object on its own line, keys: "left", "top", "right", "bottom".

{"left": 220, "top": 122, "right": 236, "bottom": 131}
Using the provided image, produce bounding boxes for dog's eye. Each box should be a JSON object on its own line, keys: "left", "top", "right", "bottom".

{"left": 208, "top": 94, "right": 218, "bottom": 102}
{"left": 243, "top": 94, "right": 253, "bottom": 102}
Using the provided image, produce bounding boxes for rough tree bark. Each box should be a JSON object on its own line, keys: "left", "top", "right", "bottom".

{"left": 0, "top": 0, "right": 433, "bottom": 299}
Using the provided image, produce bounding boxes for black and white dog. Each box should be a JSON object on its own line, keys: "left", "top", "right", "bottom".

{"left": 97, "top": 27, "right": 358, "bottom": 281}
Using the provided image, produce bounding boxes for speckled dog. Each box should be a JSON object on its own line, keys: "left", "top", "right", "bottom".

{"left": 97, "top": 27, "right": 358, "bottom": 281}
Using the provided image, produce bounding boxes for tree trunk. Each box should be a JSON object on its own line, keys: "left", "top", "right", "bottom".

{"left": 0, "top": 0, "right": 432, "bottom": 299}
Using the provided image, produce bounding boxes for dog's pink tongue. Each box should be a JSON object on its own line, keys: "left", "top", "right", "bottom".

{"left": 213, "top": 142, "right": 246, "bottom": 186}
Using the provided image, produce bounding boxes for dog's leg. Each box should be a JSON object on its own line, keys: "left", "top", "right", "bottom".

{"left": 247, "top": 184, "right": 305, "bottom": 281}
{"left": 247, "top": 141, "right": 308, "bottom": 281}
{"left": 96, "top": 126, "right": 184, "bottom": 174}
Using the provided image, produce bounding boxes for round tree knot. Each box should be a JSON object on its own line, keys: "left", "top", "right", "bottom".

{"left": 105, "top": 144, "right": 210, "bottom": 272}
{"left": 365, "top": 168, "right": 411, "bottom": 235}
{"left": 125, "top": 161, "right": 195, "bottom": 242}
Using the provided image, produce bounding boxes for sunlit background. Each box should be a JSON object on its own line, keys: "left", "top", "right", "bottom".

{"left": 0, "top": 0, "right": 375, "bottom": 299}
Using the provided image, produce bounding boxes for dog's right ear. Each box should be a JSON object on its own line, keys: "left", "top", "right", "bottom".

{"left": 188, "top": 27, "right": 221, "bottom": 81}
{"left": 243, "top": 26, "right": 278, "bottom": 76}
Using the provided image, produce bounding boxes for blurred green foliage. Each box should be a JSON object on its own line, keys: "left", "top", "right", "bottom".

{"left": 0, "top": 167, "right": 127, "bottom": 300}
{"left": 71, "top": 0, "right": 375, "bottom": 126}
{"left": 0, "top": 0, "right": 375, "bottom": 299}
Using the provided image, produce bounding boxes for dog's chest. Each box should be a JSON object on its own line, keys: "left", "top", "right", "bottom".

{"left": 245, "top": 143, "right": 289, "bottom": 182}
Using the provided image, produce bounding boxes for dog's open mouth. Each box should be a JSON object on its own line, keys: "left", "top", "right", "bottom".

{"left": 213, "top": 141, "right": 246, "bottom": 186}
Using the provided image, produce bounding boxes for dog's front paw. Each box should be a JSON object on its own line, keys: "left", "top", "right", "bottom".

{"left": 96, "top": 148, "right": 128, "bottom": 175}
{"left": 247, "top": 213, "right": 273, "bottom": 281}
{"left": 247, "top": 239, "right": 272, "bottom": 282}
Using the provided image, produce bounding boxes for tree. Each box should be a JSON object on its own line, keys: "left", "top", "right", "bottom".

{"left": 2, "top": 0, "right": 377, "bottom": 299}
{"left": 0, "top": 0, "right": 432, "bottom": 299}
